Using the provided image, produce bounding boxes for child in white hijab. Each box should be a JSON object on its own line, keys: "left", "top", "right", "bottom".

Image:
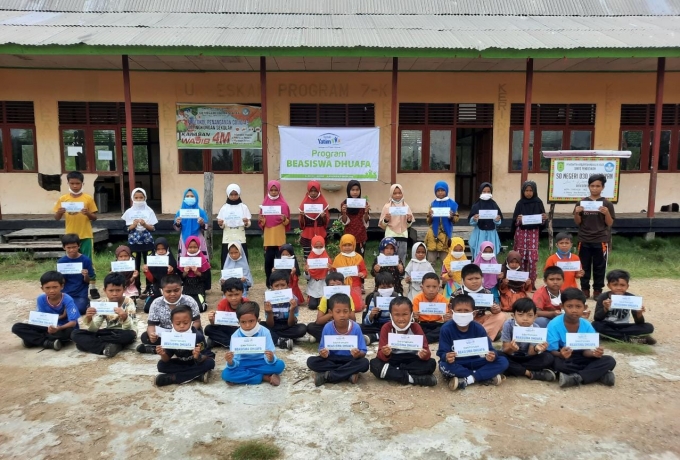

{"left": 217, "top": 184, "right": 252, "bottom": 268}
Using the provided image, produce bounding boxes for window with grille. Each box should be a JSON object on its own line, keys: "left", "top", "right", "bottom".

{"left": 619, "top": 104, "right": 680, "bottom": 172}
{"left": 0, "top": 101, "right": 37, "bottom": 172}
{"left": 290, "top": 103, "right": 375, "bottom": 127}
{"left": 509, "top": 103, "right": 596, "bottom": 172}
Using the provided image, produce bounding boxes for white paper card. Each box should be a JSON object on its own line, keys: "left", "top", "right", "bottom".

{"left": 468, "top": 293, "right": 494, "bottom": 308}
{"left": 610, "top": 295, "right": 643, "bottom": 311}
{"left": 179, "top": 208, "right": 200, "bottom": 219}
{"left": 147, "top": 255, "right": 169, "bottom": 267}
{"left": 431, "top": 207, "right": 450, "bottom": 217}
{"left": 418, "top": 302, "right": 447, "bottom": 315}
{"left": 478, "top": 209, "right": 498, "bottom": 219}
{"left": 377, "top": 255, "right": 399, "bottom": 267}
{"left": 111, "top": 260, "right": 135, "bottom": 272}
{"left": 449, "top": 260, "right": 470, "bottom": 271}
{"left": 274, "top": 258, "right": 295, "bottom": 270}
{"left": 128, "top": 209, "right": 148, "bottom": 220}
{"left": 521, "top": 214, "right": 543, "bottom": 225}
{"left": 410, "top": 270, "right": 431, "bottom": 283}
{"left": 260, "top": 205, "right": 281, "bottom": 216}
{"left": 28, "top": 311, "right": 58, "bottom": 327}
{"left": 67, "top": 146, "right": 82, "bottom": 156}
{"left": 97, "top": 150, "right": 113, "bottom": 160}
{"left": 389, "top": 206, "right": 407, "bottom": 216}
{"left": 180, "top": 257, "right": 202, "bottom": 267}
{"left": 336, "top": 266, "right": 358, "bottom": 277}
{"left": 453, "top": 337, "right": 489, "bottom": 357}
{"left": 566, "top": 333, "right": 600, "bottom": 350}
{"left": 346, "top": 198, "right": 366, "bottom": 209}
{"left": 303, "top": 203, "right": 324, "bottom": 214}
{"left": 580, "top": 200, "right": 602, "bottom": 212}
{"left": 324, "top": 334, "right": 358, "bottom": 351}
{"left": 388, "top": 333, "right": 423, "bottom": 351}
{"left": 61, "top": 201, "right": 84, "bottom": 212}
{"left": 265, "top": 288, "right": 294, "bottom": 305}
{"left": 480, "top": 263, "right": 502, "bottom": 274}
{"left": 556, "top": 261, "right": 581, "bottom": 272}
{"left": 215, "top": 311, "right": 239, "bottom": 326}
{"left": 324, "top": 285, "right": 351, "bottom": 298}
{"left": 308, "top": 258, "right": 329, "bottom": 269}
{"left": 512, "top": 326, "right": 548, "bottom": 344}
{"left": 506, "top": 270, "right": 530, "bottom": 282}
{"left": 91, "top": 301, "right": 117, "bottom": 315}
{"left": 221, "top": 268, "right": 244, "bottom": 279}
{"left": 231, "top": 336, "right": 266, "bottom": 354}
{"left": 223, "top": 212, "right": 243, "bottom": 224}
{"left": 57, "top": 262, "right": 83, "bottom": 275}
{"left": 375, "top": 296, "right": 392, "bottom": 310}
{"left": 161, "top": 331, "right": 196, "bottom": 350}
{"left": 155, "top": 326, "right": 171, "bottom": 337}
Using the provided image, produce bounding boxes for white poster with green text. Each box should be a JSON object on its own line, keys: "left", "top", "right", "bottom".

{"left": 279, "top": 126, "right": 379, "bottom": 181}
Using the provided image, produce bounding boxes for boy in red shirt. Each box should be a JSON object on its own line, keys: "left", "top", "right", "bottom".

{"left": 412, "top": 272, "right": 451, "bottom": 343}
{"left": 533, "top": 266, "right": 565, "bottom": 328}
{"left": 205, "top": 278, "right": 247, "bottom": 348}
{"left": 543, "top": 233, "right": 584, "bottom": 291}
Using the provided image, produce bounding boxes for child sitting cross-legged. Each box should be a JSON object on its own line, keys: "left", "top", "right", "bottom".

{"left": 361, "top": 272, "right": 401, "bottom": 345}
{"left": 369, "top": 297, "right": 437, "bottom": 387}
{"left": 204, "top": 277, "right": 247, "bottom": 349}
{"left": 307, "top": 293, "right": 369, "bottom": 386}
{"left": 306, "top": 272, "right": 357, "bottom": 343}
{"left": 412, "top": 272, "right": 451, "bottom": 344}
{"left": 262, "top": 270, "right": 308, "bottom": 350}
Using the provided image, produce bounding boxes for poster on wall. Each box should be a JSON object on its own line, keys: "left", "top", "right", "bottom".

{"left": 176, "top": 104, "right": 262, "bottom": 149}
{"left": 547, "top": 156, "right": 622, "bottom": 203}
{"left": 279, "top": 126, "right": 379, "bottom": 181}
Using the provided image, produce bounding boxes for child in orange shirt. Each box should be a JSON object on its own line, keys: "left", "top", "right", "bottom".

{"left": 412, "top": 272, "right": 451, "bottom": 343}
{"left": 543, "top": 232, "right": 585, "bottom": 291}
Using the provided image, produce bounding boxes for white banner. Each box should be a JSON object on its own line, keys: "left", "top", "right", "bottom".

{"left": 279, "top": 126, "right": 379, "bottom": 181}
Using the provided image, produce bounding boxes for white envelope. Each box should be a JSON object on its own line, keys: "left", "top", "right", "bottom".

{"left": 346, "top": 198, "right": 366, "bottom": 209}
{"left": 506, "top": 270, "right": 530, "bottom": 282}
{"left": 147, "top": 256, "right": 169, "bottom": 267}
{"left": 388, "top": 333, "right": 423, "bottom": 351}
{"left": 389, "top": 206, "right": 408, "bottom": 216}
{"left": 375, "top": 296, "right": 392, "bottom": 310}
{"left": 453, "top": 337, "right": 489, "bottom": 357}
{"left": 468, "top": 293, "right": 494, "bottom": 307}
{"left": 431, "top": 207, "right": 450, "bottom": 217}
{"left": 91, "top": 301, "right": 117, "bottom": 315}
{"left": 111, "top": 260, "right": 135, "bottom": 272}
{"left": 303, "top": 203, "right": 324, "bottom": 214}
{"left": 480, "top": 263, "right": 502, "bottom": 274}
{"left": 57, "top": 262, "right": 83, "bottom": 275}
{"left": 215, "top": 311, "right": 240, "bottom": 326}
{"left": 336, "top": 266, "right": 359, "bottom": 277}
{"left": 179, "top": 208, "right": 200, "bottom": 219}
{"left": 556, "top": 261, "right": 581, "bottom": 272}
{"left": 418, "top": 302, "right": 447, "bottom": 315}
{"left": 512, "top": 326, "right": 547, "bottom": 344}
{"left": 274, "top": 258, "right": 295, "bottom": 270}
{"left": 521, "top": 214, "right": 543, "bottom": 225}
{"left": 260, "top": 205, "right": 281, "bottom": 216}
{"left": 478, "top": 209, "right": 498, "bottom": 219}
{"left": 179, "top": 256, "right": 202, "bottom": 267}
{"left": 308, "top": 258, "right": 329, "bottom": 269}
{"left": 377, "top": 255, "right": 399, "bottom": 267}
{"left": 566, "top": 333, "right": 599, "bottom": 350}
{"left": 580, "top": 201, "right": 601, "bottom": 212}
{"left": 265, "top": 288, "right": 294, "bottom": 305}
{"left": 231, "top": 336, "right": 266, "bottom": 354}
{"left": 221, "top": 268, "right": 244, "bottom": 279}
{"left": 410, "top": 270, "right": 431, "bottom": 283}
{"left": 324, "top": 335, "right": 358, "bottom": 351}
{"left": 323, "top": 285, "right": 351, "bottom": 298}
{"left": 161, "top": 331, "right": 196, "bottom": 350}
{"left": 610, "top": 295, "right": 643, "bottom": 311}
{"left": 61, "top": 202, "right": 84, "bottom": 212}
{"left": 449, "top": 260, "right": 470, "bottom": 271}
{"left": 28, "top": 311, "right": 58, "bottom": 327}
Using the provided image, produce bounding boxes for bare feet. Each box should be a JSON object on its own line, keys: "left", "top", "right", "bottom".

{"left": 263, "top": 374, "right": 281, "bottom": 386}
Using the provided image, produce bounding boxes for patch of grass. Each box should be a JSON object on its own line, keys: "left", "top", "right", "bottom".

{"left": 230, "top": 440, "right": 281, "bottom": 460}
{"left": 603, "top": 340, "right": 656, "bottom": 355}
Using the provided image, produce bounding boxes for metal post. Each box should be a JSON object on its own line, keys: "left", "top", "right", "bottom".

{"left": 391, "top": 57, "right": 398, "bottom": 185}
{"left": 122, "top": 55, "right": 136, "bottom": 200}
{"left": 521, "top": 58, "right": 534, "bottom": 184}
{"left": 260, "top": 56, "right": 268, "bottom": 192}
{"left": 647, "top": 57, "right": 665, "bottom": 218}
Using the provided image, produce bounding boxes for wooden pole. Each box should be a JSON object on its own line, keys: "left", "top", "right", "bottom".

{"left": 122, "top": 55, "right": 136, "bottom": 200}
{"left": 647, "top": 57, "right": 665, "bottom": 218}
{"left": 204, "top": 172, "right": 214, "bottom": 259}
{"left": 521, "top": 58, "right": 534, "bottom": 184}
{"left": 391, "top": 57, "right": 398, "bottom": 185}
{"left": 260, "top": 56, "right": 268, "bottom": 193}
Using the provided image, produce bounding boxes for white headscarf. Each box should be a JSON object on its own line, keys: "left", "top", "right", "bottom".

{"left": 121, "top": 187, "right": 158, "bottom": 227}
{"left": 227, "top": 184, "right": 241, "bottom": 197}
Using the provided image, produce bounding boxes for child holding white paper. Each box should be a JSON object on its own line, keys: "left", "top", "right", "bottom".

{"left": 378, "top": 184, "right": 414, "bottom": 264}
{"left": 173, "top": 188, "right": 211, "bottom": 291}
{"left": 57, "top": 233, "right": 94, "bottom": 315}
{"left": 543, "top": 232, "right": 584, "bottom": 291}
{"left": 412, "top": 272, "right": 451, "bottom": 344}
{"left": 222, "top": 302, "right": 286, "bottom": 386}
{"left": 121, "top": 187, "right": 158, "bottom": 294}
{"left": 298, "top": 180, "right": 329, "bottom": 260}
{"left": 262, "top": 270, "right": 307, "bottom": 350}
{"left": 113, "top": 245, "right": 139, "bottom": 299}
{"left": 274, "top": 244, "right": 305, "bottom": 307}
{"left": 154, "top": 305, "right": 215, "bottom": 387}
{"left": 205, "top": 278, "right": 248, "bottom": 349}
{"left": 472, "top": 241, "right": 501, "bottom": 303}
{"left": 467, "top": 182, "right": 502, "bottom": 260}
{"left": 177, "top": 236, "right": 211, "bottom": 312}
{"left": 362, "top": 272, "right": 400, "bottom": 344}
{"left": 370, "top": 297, "right": 437, "bottom": 386}
{"left": 371, "top": 237, "right": 405, "bottom": 295}
{"left": 259, "top": 180, "right": 291, "bottom": 288}
{"left": 498, "top": 250, "right": 531, "bottom": 312}
{"left": 442, "top": 237, "right": 467, "bottom": 298}
{"left": 142, "top": 238, "right": 177, "bottom": 312}
{"left": 547, "top": 288, "right": 616, "bottom": 388}
{"left": 533, "top": 266, "right": 565, "bottom": 328}
{"left": 404, "top": 242, "right": 435, "bottom": 301}
{"left": 425, "top": 181, "right": 459, "bottom": 264}
{"left": 340, "top": 180, "right": 371, "bottom": 270}
{"left": 307, "top": 293, "right": 369, "bottom": 386}
{"left": 307, "top": 272, "right": 357, "bottom": 342}
{"left": 12, "top": 271, "right": 80, "bottom": 350}
{"left": 304, "top": 235, "right": 331, "bottom": 310}
{"left": 217, "top": 184, "right": 251, "bottom": 268}
{"left": 499, "top": 298, "right": 555, "bottom": 381}
{"left": 510, "top": 181, "right": 546, "bottom": 289}
{"left": 593, "top": 270, "right": 655, "bottom": 344}
{"left": 220, "top": 241, "right": 252, "bottom": 298}
{"left": 438, "top": 295, "right": 509, "bottom": 391}
{"left": 332, "top": 234, "right": 368, "bottom": 311}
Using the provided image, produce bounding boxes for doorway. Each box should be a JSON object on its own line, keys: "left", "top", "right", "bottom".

{"left": 121, "top": 128, "right": 161, "bottom": 212}
{"left": 455, "top": 128, "right": 493, "bottom": 208}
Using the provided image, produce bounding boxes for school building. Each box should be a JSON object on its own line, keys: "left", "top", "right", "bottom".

{"left": 0, "top": 0, "right": 679, "bottom": 221}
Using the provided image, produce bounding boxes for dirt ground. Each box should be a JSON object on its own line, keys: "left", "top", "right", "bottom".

{"left": 1, "top": 278, "right": 679, "bottom": 460}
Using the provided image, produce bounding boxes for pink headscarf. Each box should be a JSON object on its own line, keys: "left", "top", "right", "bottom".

{"left": 473, "top": 241, "right": 498, "bottom": 289}
{"left": 178, "top": 235, "right": 211, "bottom": 274}
{"left": 261, "top": 180, "right": 291, "bottom": 230}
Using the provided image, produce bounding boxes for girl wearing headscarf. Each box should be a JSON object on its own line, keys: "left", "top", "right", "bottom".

{"left": 378, "top": 184, "right": 414, "bottom": 264}
{"left": 142, "top": 237, "right": 177, "bottom": 312}
{"left": 174, "top": 188, "right": 211, "bottom": 290}
{"left": 340, "top": 180, "right": 371, "bottom": 258}
{"left": 442, "top": 236, "right": 468, "bottom": 298}
{"left": 511, "top": 181, "right": 546, "bottom": 289}
{"left": 468, "top": 182, "right": 502, "bottom": 260}
{"left": 304, "top": 235, "right": 331, "bottom": 310}
{"left": 113, "top": 245, "right": 139, "bottom": 299}
{"left": 404, "top": 242, "right": 435, "bottom": 301}
{"left": 217, "top": 183, "right": 252, "bottom": 269}
{"left": 425, "top": 181, "right": 459, "bottom": 264}
{"left": 275, "top": 243, "right": 305, "bottom": 305}
{"left": 370, "top": 237, "right": 405, "bottom": 295}
{"left": 332, "top": 234, "right": 368, "bottom": 311}
{"left": 298, "top": 180, "right": 329, "bottom": 260}
{"left": 258, "top": 180, "right": 291, "bottom": 287}
{"left": 472, "top": 241, "right": 502, "bottom": 303}
{"left": 498, "top": 250, "right": 531, "bottom": 312}
{"left": 220, "top": 241, "right": 253, "bottom": 298}
{"left": 121, "top": 187, "right": 158, "bottom": 293}
{"left": 177, "top": 235, "right": 211, "bottom": 312}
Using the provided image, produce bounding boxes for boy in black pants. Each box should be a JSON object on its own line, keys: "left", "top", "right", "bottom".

{"left": 361, "top": 272, "right": 400, "bottom": 345}
{"left": 262, "top": 270, "right": 307, "bottom": 350}
{"left": 204, "top": 278, "right": 246, "bottom": 348}
{"left": 500, "top": 298, "right": 555, "bottom": 382}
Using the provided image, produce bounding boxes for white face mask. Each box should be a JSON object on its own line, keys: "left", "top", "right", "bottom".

{"left": 506, "top": 263, "right": 519, "bottom": 271}
{"left": 463, "top": 285, "right": 485, "bottom": 294}
{"left": 241, "top": 323, "right": 261, "bottom": 337}
{"left": 452, "top": 251, "right": 464, "bottom": 258}
{"left": 390, "top": 314, "right": 414, "bottom": 332}
{"left": 481, "top": 253, "right": 494, "bottom": 261}
{"left": 69, "top": 188, "right": 83, "bottom": 196}
{"left": 282, "top": 255, "right": 295, "bottom": 259}
{"left": 550, "top": 296, "right": 562, "bottom": 307}
{"left": 163, "top": 294, "right": 182, "bottom": 306}
{"left": 378, "top": 288, "right": 394, "bottom": 297}
{"left": 480, "top": 193, "right": 492, "bottom": 201}
{"left": 311, "top": 248, "right": 325, "bottom": 256}
{"left": 133, "top": 200, "right": 146, "bottom": 208}
{"left": 268, "top": 194, "right": 279, "bottom": 201}
{"left": 187, "top": 250, "right": 200, "bottom": 257}
{"left": 453, "top": 312, "right": 474, "bottom": 327}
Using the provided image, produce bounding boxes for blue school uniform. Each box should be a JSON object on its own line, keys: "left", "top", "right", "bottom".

{"left": 222, "top": 326, "right": 286, "bottom": 385}
{"left": 57, "top": 254, "right": 94, "bottom": 314}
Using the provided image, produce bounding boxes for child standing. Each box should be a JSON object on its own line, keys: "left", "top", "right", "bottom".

{"left": 425, "top": 181, "right": 459, "bottom": 264}
{"left": 298, "top": 180, "right": 329, "bottom": 260}
{"left": 276, "top": 243, "right": 304, "bottom": 306}
{"left": 217, "top": 184, "right": 252, "bottom": 268}
{"left": 263, "top": 270, "right": 308, "bottom": 350}
{"left": 340, "top": 180, "right": 371, "bottom": 260}
{"left": 142, "top": 237, "right": 177, "bottom": 312}
{"left": 259, "top": 180, "right": 291, "bottom": 288}
{"left": 305, "top": 235, "right": 331, "bottom": 310}
{"left": 12, "top": 271, "right": 80, "bottom": 350}
{"left": 412, "top": 273, "right": 451, "bottom": 344}
{"left": 511, "top": 181, "right": 546, "bottom": 288}
{"left": 371, "top": 237, "right": 405, "bottom": 295}
{"left": 442, "top": 236, "right": 468, "bottom": 298}
{"left": 438, "top": 295, "right": 509, "bottom": 391}
{"left": 498, "top": 250, "right": 532, "bottom": 312}
{"left": 468, "top": 182, "right": 502, "bottom": 260}
{"left": 362, "top": 272, "right": 400, "bottom": 344}
{"left": 58, "top": 233, "right": 95, "bottom": 315}
{"left": 332, "top": 234, "right": 368, "bottom": 311}
{"left": 472, "top": 241, "right": 501, "bottom": 303}
{"left": 593, "top": 270, "right": 656, "bottom": 344}
{"left": 222, "top": 302, "right": 286, "bottom": 386}
{"left": 177, "top": 236, "right": 210, "bottom": 312}
{"left": 543, "top": 232, "right": 584, "bottom": 291}
{"left": 121, "top": 187, "right": 157, "bottom": 294}
{"left": 573, "top": 174, "right": 615, "bottom": 299}
{"left": 548, "top": 288, "right": 617, "bottom": 388}
{"left": 113, "top": 245, "right": 140, "bottom": 299}
{"left": 533, "top": 266, "right": 565, "bottom": 328}
{"left": 205, "top": 278, "right": 247, "bottom": 349}
{"left": 378, "top": 184, "right": 414, "bottom": 264}
{"left": 174, "top": 188, "right": 211, "bottom": 291}
{"left": 306, "top": 273, "right": 357, "bottom": 342}
{"left": 53, "top": 171, "right": 99, "bottom": 299}
{"left": 404, "top": 242, "right": 435, "bottom": 301}
{"left": 370, "top": 297, "right": 437, "bottom": 386}
{"left": 307, "top": 293, "right": 369, "bottom": 386}
{"left": 220, "top": 241, "right": 253, "bottom": 298}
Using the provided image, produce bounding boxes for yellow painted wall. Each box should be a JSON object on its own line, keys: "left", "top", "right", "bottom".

{"left": 0, "top": 68, "right": 678, "bottom": 215}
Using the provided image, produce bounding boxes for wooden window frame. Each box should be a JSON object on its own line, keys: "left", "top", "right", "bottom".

{"left": 619, "top": 104, "right": 680, "bottom": 173}
{"left": 178, "top": 148, "right": 263, "bottom": 174}
{"left": 0, "top": 101, "right": 38, "bottom": 173}
{"left": 289, "top": 103, "right": 376, "bottom": 127}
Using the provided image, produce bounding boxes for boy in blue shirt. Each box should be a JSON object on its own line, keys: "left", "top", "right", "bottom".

{"left": 57, "top": 233, "right": 94, "bottom": 315}
{"left": 12, "top": 270, "right": 80, "bottom": 350}
{"left": 307, "top": 293, "right": 369, "bottom": 386}
{"left": 361, "top": 272, "right": 400, "bottom": 344}
{"left": 262, "top": 270, "right": 307, "bottom": 350}
{"left": 548, "top": 288, "right": 616, "bottom": 388}
{"left": 438, "top": 295, "right": 509, "bottom": 391}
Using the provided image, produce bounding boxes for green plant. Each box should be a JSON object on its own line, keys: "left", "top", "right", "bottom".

{"left": 325, "top": 218, "right": 346, "bottom": 259}
{"left": 230, "top": 440, "right": 280, "bottom": 460}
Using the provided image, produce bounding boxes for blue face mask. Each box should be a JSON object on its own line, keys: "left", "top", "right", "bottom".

{"left": 557, "top": 248, "right": 571, "bottom": 256}
{"left": 184, "top": 197, "right": 196, "bottom": 206}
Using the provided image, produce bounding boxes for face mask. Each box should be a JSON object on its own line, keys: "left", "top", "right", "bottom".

{"left": 312, "top": 248, "right": 325, "bottom": 256}
{"left": 241, "top": 323, "right": 261, "bottom": 337}
{"left": 550, "top": 296, "right": 562, "bottom": 307}
{"left": 452, "top": 251, "right": 464, "bottom": 258}
{"left": 557, "top": 249, "right": 571, "bottom": 256}
{"left": 342, "top": 251, "right": 356, "bottom": 257}
{"left": 378, "top": 288, "right": 394, "bottom": 297}
{"left": 133, "top": 200, "right": 146, "bottom": 208}
{"left": 480, "top": 193, "right": 492, "bottom": 201}
{"left": 268, "top": 194, "right": 279, "bottom": 201}
{"left": 187, "top": 250, "right": 200, "bottom": 257}
{"left": 506, "top": 263, "right": 519, "bottom": 271}
{"left": 390, "top": 314, "right": 414, "bottom": 332}
{"left": 463, "top": 285, "right": 485, "bottom": 294}
{"left": 69, "top": 188, "right": 83, "bottom": 196}
{"left": 281, "top": 255, "right": 295, "bottom": 259}
{"left": 453, "top": 312, "right": 474, "bottom": 327}
{"left": 172, "top": 327, "right": 191, "bottom": 334}
{"left": 481, "top": 253, "right": 494, "bottom": 261}
{"left": 164, "top": 294, "right": 182, "bottom": 306}
{"left": 391, "top": 198, "right": 403, "bottom": 204}
{"left": 184, "top": 197, "right": 196, "bottom": 206}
